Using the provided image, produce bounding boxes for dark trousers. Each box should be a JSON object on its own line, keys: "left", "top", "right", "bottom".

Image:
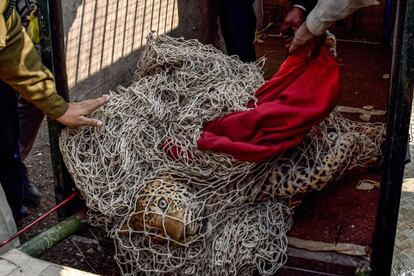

{"left": 219, "top": 0, "right": 257, "bottom": 63}
{"left": 19, "top": 97, "right": 44, "bottom": 160}
{"left": 0, "top": 81, "right": 29, "bottom": 221}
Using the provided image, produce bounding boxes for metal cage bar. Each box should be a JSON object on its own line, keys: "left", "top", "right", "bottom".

{"left": 37, "top": 0, "right": 82, "bottom": 219}
{"left": 371, "top": 0, "right": 414, "bottom": 274}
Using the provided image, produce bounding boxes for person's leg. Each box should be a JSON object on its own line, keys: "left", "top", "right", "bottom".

{"left": 0, "top": 184, "right": 20, "bottom": 255}
{"left": 18, "top": 97, "right": 43, "bottom": 207}
{"left": 218, "top": 0, "right": 257, "bottom": 62}
{"left": 0, "top": 81, "right": 28, "bottom": 221}
{"left": 18, "top": 97, "right": 45, "bottom": 160}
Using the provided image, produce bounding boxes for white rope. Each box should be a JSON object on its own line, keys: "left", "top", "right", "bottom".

{"left": 59, "top": 33, "right": 385, "bottom": 275}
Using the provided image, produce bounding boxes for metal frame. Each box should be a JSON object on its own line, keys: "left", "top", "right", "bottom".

{"left": 383, "top": 0, "right": 395, "bottom": 42}
{"left": 371, "top": 0, "right": 414, "bottom": 274}
{"left": 36, "top": 0, "right": 414, "bottom": 274}
{"left": 38, "top": 0, "right": 82, "bottom": 219}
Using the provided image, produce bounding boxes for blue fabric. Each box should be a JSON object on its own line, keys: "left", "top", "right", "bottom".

{"left": 219, "top": 0, "right": 257, "bottom": 63}
{"left": 0, "top": 80, "right": 29, "bottom": 221}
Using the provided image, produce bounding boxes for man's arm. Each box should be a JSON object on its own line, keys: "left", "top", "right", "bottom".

{"left": 0, "top": 10, "right": 67, "bottom": 119}
{"left": 289, "top": 0, "right": 379, "bottom": 54}
{"left": 0, "top": 10, "right": 108, "bottom": 127}
{"left": 281, "top": 0, "right": 318, "bottom": 34}
{"left": 306, "top": 0, "right": 378, "bottom": 36}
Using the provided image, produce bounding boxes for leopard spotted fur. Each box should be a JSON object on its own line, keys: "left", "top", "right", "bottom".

{"left": 120, "top": 129, "right": 376, "bottom": 244}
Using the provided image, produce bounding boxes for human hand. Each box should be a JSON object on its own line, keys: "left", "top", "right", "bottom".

{"left": 56, "top": 95, "right": 110, "bottom": 127}
{"left": 288, "top": 22, "right": 324, "bottom": 58}
{"left": 280, "top": 7, "right": 306, "bottom": 34}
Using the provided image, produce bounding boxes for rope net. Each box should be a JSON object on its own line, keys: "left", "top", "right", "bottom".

{"left": 59, "top": 34, "right": 385, "bottom": 275}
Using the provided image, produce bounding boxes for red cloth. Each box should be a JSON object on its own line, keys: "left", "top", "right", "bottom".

{"left": 197, "top": 47, "right": 341, "bottom": 162}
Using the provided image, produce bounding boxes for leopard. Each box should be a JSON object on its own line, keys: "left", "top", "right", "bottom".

{"left": 119, "top": 175, "right": 203, "bottom": 243}
{"left": 119, "top": 131, "right": 376, "bottom": 244}
{"left": 117, "top": 30, "right": 348, "bottom": 244}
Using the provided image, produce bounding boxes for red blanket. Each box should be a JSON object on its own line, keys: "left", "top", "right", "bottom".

{"left": 197, "top": 47, "right": 341, "bottom": 162}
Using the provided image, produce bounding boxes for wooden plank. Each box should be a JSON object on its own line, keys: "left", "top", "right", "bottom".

{"left": 287, "top": 246, "right": 369, "bottom": 268}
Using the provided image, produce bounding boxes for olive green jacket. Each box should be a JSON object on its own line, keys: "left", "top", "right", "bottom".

{"left": 0, "top": 0, "right": 67, "bottom": 119}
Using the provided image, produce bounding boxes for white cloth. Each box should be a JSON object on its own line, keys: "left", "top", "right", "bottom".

{"left": 306, "top": 0, "right": 379, "bottom": 36}
{"left": 0, "top": 184, "right": 19, "bottom": 255}
{"left": 293, "top": 4, "right": 307, "bottom": 11}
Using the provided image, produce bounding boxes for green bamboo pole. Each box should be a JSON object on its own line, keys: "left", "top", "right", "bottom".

{"left": 18, "top": 212, "right": 86, "bottom": 257}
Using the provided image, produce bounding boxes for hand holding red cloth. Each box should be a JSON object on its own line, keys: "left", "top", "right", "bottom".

{"left": 197, "top": 47, "right": 341, "bottom": 162}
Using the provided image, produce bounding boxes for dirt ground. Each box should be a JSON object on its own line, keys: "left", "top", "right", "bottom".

{"left": 18, "top": 33, "right": 391, "bottom": 275}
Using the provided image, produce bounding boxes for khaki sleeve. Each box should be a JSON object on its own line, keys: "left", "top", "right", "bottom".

{"left": 0, "top": 14, "right": 6, "bottom": 48}
{"left": 0, "top": 10, "right": 68, "bottom": 119}
{"left": 306, "top": 0, "right": 379, "bottom": 36}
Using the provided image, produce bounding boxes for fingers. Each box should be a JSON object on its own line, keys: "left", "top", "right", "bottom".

{"left": 285, "top": 37, "right": 293, "bottom": 49}
{"left": 307, "top": 36, "right": 325, "bottom": 58}
{"left": 81, "top": 94, "right": 110, "bottom": 115}
{"left": 56, "top": 95, "right": 109, "bottom": 128}
{"left": 79, "top": 116, "right": 103, "bottom": 127}
{"left": 77, "top": 95, "right": 109, "bottom": 127}
{"left": 288, "top": 43, "right": 300, "bottom": 55}
{"left": 288, "top": 36, "right": 302, "bottom": 55}
{"left": 281, "top": 7, "right": 305, "bottom": 35}
{"left": 280, "top": 21, "right": 290, "bottom": 34}
{"left": 281, "top": 21, "right": 297, "bottom": 35}
{"left": 287, "top": 23, "right": 315, "bottom": 56}
{"left": 56, "top": 114, "right": 103, "bottom": 128}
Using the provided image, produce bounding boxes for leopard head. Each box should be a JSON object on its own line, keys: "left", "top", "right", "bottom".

{"left": 120, "top": 176, "right": 206, "bottom": 244}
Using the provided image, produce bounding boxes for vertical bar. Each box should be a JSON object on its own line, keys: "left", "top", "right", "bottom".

{"left": 37, "top": 0, "right": 81, "bottom": 219}
{"left": 371, "top": 0, "right": 414, "bottom": 274}
{"left": 383, "top": 0, "right": 395, "bottom": 43}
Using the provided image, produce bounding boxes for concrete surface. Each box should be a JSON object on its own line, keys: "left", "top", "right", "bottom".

{"left": 391, "top": 112, "right": 414, "bottom": 276}
{"left": 0, "top": 249, "right": 98, "bottom": 276}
